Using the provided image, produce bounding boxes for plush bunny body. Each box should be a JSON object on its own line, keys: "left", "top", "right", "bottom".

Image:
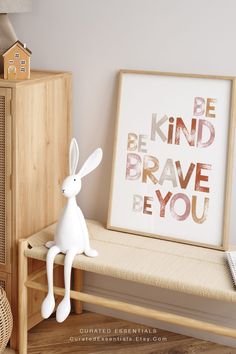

{"left": 55, "top": 203, "right": 85, "bottom": 253}
{"left": 55, "top": 202, "right": 97, "bottom": 256}
{"left": 41, "top": 138, "right": 102, "bottom": 323}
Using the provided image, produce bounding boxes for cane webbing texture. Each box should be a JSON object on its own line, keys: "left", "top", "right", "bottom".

{"left": 0, "top": 95, "right": 5, "bottom": 266}
{"left": 24, "top": 219, "right": 236, "bottom": 303}
{"left": 0, "top": 287, "right": 13, "bottom": 353}
{"left": 0, "top": 279, "right": 5, "bottom": 290}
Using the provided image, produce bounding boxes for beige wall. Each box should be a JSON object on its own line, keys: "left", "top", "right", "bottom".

{"left": 11, "top": 0, "right": 236, "bottom": 244}
{"left": 10, "top": 0, "right": 236, "bottom": 345}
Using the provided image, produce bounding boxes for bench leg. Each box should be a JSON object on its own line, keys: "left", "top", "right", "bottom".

{"left": 73, "top": 269, "right": 83, "bottom": 314}
{"left": 18, "top": 239, "right": 28, "bottom": 354}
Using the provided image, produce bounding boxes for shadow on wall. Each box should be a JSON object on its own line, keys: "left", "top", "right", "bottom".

{"left": 88, "top": 72, "right": 119, "bottom": 223}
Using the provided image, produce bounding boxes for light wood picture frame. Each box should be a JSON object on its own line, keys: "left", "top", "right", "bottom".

{"left": 108, "top": 70, "right": 236, "bottom": 250}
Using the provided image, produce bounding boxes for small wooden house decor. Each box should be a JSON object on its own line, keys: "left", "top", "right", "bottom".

{"left": 2, "top": 40, "right": 31, "bottom": 80}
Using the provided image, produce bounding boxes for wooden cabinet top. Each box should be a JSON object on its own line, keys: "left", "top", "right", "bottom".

{"left": 0, "top": 70, "right": 72, "bottom": 87}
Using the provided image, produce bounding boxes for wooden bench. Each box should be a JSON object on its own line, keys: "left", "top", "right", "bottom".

{"left": 18, "top": 219, "right": 236, "bottom": 354}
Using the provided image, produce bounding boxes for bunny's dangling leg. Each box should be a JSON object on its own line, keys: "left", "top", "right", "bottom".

{"left": 41, "top": 245, "right": 61, "bottom": 319}
{"left": 56, "top": 250, "right": 77, "bottom": 322}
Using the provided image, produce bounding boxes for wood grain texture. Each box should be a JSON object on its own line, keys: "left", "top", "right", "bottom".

{"left": 23, "top": 312, "right": 236, "bottom": 354}
{"left": 0, "top": 70, "right": 71, "bottom": 88}
{"left": 73, "top": 269, "right": 84, "bottom": 314}
{"left": 119, "top": 69, "right": 236, "bottom": 80}
{"left": 12, "top": 71, "right": 71, "bottom": 348}
{"left": 0, "top": 71, "right": 72, "bottom": 349}
{"left": 18, "top": 239, "right": 28, "bottom": 354}
{"left": 25, "top": 280, "right": 236, "bottom": 339}
{"left": 14, "top": 73, "right": 71, "bottom": 237}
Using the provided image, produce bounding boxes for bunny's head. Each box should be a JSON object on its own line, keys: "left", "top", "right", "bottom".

{"left": 61, "top": 138, "right": 103, "bottom": 198}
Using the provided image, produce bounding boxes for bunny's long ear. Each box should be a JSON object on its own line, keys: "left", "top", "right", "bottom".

{"left": 78, "top": 148, "right": 103, "bottom": 179}
{"left": 69, "top": 138, "right": 79, "bottom": 175}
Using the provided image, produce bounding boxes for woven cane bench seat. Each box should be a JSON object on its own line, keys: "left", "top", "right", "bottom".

{"left": 24, "top": 219, "right": 235, "bottom": 303}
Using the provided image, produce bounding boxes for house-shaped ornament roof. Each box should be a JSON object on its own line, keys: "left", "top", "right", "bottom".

{"left": 2, "top": 40, "right": 32, "bottom": 57}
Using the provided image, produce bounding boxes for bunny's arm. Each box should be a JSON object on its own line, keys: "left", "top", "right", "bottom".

{"left": 79, "top": 213, "right": 98, "bottom": 257}
{"left": 46, "top": 241, "right": 55, "bottom": 248}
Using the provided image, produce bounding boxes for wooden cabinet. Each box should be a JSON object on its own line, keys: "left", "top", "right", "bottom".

{"left": 0, "top": 70, "right": 71, "bottom": 348}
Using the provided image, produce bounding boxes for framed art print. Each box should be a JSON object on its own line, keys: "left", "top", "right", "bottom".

{"left": 107, "top": 70, "right": 236, "bottom": 250}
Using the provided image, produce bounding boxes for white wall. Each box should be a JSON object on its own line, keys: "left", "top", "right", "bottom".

{"left": 10, "top": 0, "right": 236, "bottom": 346}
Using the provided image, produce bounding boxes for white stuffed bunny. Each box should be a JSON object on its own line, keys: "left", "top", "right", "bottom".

{"left": 41, "top": 138, "right": 102, "bottom": 323}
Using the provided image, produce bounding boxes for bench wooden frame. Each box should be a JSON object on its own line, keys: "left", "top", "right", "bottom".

{"left": 18, "top": 234, "right": 236, "bottom": 354}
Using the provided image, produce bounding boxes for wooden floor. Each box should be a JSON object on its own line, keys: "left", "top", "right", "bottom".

{"left": 20, "top": 311, "right": 236, "bottom": 354}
